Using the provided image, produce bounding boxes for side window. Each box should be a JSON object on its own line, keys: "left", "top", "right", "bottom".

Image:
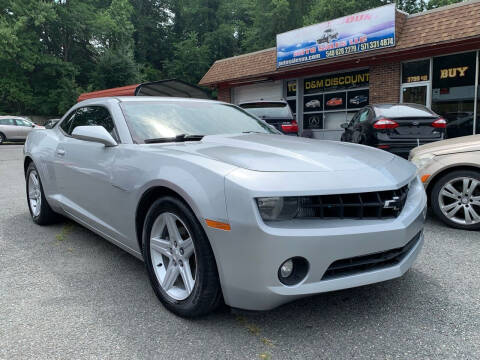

{"left": 69, "top": 106, "right": 119, "bottom": 142}
{"left": 358, "top": 109, "right": 370, "bottom": 123}
{"left": 60, "top": 111, "right": 76, "bottom": 134}
{"left": 349, "top": 112, "right": 360, "bottom": 126}
{"left": 0, "top": 119, "right": 15, "bottom": 125}
{"left": 15, "top": 119, "right": 32, "bottom": 127}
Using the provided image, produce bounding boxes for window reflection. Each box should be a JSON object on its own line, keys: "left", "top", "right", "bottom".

{"left": 432, "top": 52, "right": 476, "bottom": 138}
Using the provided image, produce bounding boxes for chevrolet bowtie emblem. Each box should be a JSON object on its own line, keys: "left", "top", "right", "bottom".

{"left": 384, "top": 196, "right": 401, "bottom": 210}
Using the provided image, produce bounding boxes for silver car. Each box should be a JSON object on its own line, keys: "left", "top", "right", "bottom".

{"left": 24, "top": 97, "right": 427, "bottom": 317}
{"left": 0, "top": 116, "right": 43, "bottom": 144}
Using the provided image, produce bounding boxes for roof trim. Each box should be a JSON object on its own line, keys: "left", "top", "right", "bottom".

{"left": 408, "top": 0, "right": 480, "bottom": 18}
{"left": 214, "top": 47, "right": 276, "bottom": 64}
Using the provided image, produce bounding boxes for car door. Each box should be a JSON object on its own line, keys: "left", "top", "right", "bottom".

{"left": 14, "top": 119, "right": 34, "bottom": 140}
{"left": 55, "top": 105, "right": 122, "bottom": 239}
{"left": 351, "top": 108, "right": 370, "bottom": 144}
{"left": 0, "top": 118, "right": 19, "bottom": 140}
{"left": 342, "top": 112, "right": 359, "bottom": 142}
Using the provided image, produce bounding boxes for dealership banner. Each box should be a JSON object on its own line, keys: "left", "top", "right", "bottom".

{"left": 276, "top": 4, "right": 396, "bottom": 68}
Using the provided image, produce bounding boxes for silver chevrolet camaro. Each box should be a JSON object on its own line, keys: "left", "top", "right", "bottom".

{"left": 24, "top": 97, "right": 427, "bottom": 317}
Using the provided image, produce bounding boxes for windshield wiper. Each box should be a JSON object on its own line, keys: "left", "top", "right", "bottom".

{"left": 144, "top": 134, "right": 204, "bottom": 144}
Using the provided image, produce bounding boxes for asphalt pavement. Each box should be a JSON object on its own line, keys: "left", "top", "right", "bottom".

{"left": 1, "top": 144, "right": 479, "bottom": 359}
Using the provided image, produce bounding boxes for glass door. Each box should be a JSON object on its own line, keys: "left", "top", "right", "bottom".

{"left": 401, "top": 83, "right": 430, "bottom": 107}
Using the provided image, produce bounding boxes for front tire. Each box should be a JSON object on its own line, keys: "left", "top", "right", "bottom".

{"left": 142, "top": 196, "right": 222, "bottom": 317}
{"left": 26, "top": 163, "right": 59, "bottom": 225}
{"left": 0, "top": 133, "right": 5, "bottom": 145}
{"left": 431, "top": 169, "right": 480, "bottom": 230}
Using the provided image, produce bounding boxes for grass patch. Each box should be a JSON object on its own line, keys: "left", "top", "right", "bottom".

{"left": 55, "top": 223, "right": 74, "bottom": 241}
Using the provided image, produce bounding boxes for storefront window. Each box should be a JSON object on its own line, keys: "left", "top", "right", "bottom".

{"left": 402, "top": 59, "right": 430, "bottom": 83}
{"left": 304, "top": 113, "right": 323, "bottom": 129}
{"left": 432, "top": 52, "right": 476, "bottom": 138}
{"left": 298, "top": 70, "right": 369, "bottom": 136}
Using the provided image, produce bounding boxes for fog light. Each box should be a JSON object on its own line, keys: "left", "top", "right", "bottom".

{"left": 278, "top": 257, "right": 309, "bottom": 286}
{"left": 279, "top": 259, "right": 294, "bottom": 278}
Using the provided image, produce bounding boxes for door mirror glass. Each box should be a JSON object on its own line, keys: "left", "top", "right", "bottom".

{"left": 340, "top": 122, "right": 349, "bottom": 129}
{"left": 71, "top": 126, "right": 118, "bottom": 147}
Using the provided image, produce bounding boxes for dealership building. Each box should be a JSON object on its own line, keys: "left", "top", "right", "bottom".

{"left": 199, "top": 1, "right": 480, "bottom": 140}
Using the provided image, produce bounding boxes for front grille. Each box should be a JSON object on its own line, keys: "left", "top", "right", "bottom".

{"left": 297, "top": 184, "right": 409, "bottom": 220}
{"left": 321, "top": 232, "right": 422, "bottom": 280}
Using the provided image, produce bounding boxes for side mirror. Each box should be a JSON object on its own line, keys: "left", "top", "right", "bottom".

{"left": 71, "top": 126, "right": 118, "bottom": 147}
{"left": 340, "top": 122, "right": 349, "bottom": 129}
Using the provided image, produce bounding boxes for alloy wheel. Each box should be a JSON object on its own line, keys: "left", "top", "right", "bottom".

{"left": 438, "top": 177, "right": 480, "bottom": 225}
{"left": 28, "top": 170, "right": 42, "bottom": 217}
{"left": 150, "top": 212, "right": 196, "bottom": 301}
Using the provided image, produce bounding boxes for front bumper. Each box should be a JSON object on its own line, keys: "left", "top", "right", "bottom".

{"left": 204, "top": 169, "right": 427, "bottom": 311}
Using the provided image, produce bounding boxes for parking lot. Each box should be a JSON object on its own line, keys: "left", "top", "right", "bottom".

{"left": 0, "top": 144, "right": 479, "bottom": 359}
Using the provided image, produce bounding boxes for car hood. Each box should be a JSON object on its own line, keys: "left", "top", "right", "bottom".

{"left": 163, "top": 134, "right": 396, "bottom": 172}
{"left": 410, "top": 135, "right": 480, "bottom": 158}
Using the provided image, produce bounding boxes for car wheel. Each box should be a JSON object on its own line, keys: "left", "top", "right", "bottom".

{"left": 431, "top": 169, "right": 480, "bottom": 230}
{"left": 142, "top": 196, "right": 222, "bottom": 317}
{"left": 26, "top": 163, "right": 60, "bottom": 225}
{"left": 0, "top": 133, "right": 5, "bottom": 144}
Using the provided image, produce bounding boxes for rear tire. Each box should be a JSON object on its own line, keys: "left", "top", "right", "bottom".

{"left": 142, "top": 196, "right": 222, "bottom": 317}
{"left": 431, "top": 169, "right": 480, "bottom": 230}
{"left": 26, "top": 163, "right": 60, "bottom": 225}
{"left": 0, "top": 133, "right": 5, "bottom": 144}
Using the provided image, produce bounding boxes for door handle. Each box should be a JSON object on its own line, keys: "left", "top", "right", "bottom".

{"left": 56, "top": 149, "right": 65, "bottom": 156}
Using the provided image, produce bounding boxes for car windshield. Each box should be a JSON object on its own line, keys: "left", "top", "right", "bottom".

{"left": 121, "top": 101, "right": 279, "bottom": 143}
{"left": 240, "top": 102, "right": 291, "bottom": 118}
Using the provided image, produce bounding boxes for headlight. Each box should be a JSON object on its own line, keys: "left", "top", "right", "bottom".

{"left": 411, "top": 153, "right": 435, "bottom": 169}
{"left": 256, "top": 197, "right": 299, "bottom": 221}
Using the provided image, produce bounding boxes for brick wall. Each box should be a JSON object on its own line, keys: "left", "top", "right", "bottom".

{"left": 369, "top": 62, "right": 401, "bottom": 104}
{"left": 217, "top": 86, "right": 231, "bottom": 103}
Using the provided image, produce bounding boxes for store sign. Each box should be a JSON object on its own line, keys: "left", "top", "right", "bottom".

{"left": 305, "top": 70, "right": 369, "bottom": 94}
{"left": 433, "top": 52, "right": 476, "bottom": 88}
{"left": 439, "top": 67, "right": 469, "bottom": 79}
{"left": 287, "top": 70, "right": 369, "bottom": 96}
{"left": 276, "top": 4, "right": 395, "bottom": 67}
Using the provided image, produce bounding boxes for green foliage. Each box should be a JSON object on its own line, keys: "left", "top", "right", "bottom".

{"left": 93, "top": 47, "right": 140, "bottom": 89}
{"left": 0, "top": 0, "right": 467, "bottom": 116}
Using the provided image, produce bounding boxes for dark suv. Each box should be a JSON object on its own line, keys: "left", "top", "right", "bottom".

{"left": 340, "top": 103, "right": 446, "bottom": 158}
{"left": 239, "top": 100, "right": 298, "bottom": 135}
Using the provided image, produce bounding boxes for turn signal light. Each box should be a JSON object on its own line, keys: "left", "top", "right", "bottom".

{"left": 281, "top": 120, "right": 298, "bottom": 133}
{"left": 205, "top": 219, "right": 231, "bottom": 231}
{"left": 421, "top": 174, "right": 431, "bottom": 183}
{"left": 432, "top": 118, "right": 447, "bottom": 128}
{"left": 373, "top": 118, "right": 399, "bottom": 129}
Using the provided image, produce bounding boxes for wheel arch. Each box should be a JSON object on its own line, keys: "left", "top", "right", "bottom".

{"left": 24, "top": 156, "right": 33, "bottom": 176}
{"left": 426, "top": 164, "right": 480, "bottom": 203}
{"left": 135, "top": 186, "right": 200, "bottom": 253}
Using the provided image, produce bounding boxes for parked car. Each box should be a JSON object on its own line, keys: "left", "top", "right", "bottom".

{"left": 239, "top": 100, "right": 298, "bottom": 135}
{"left": 349, "top": 95, "right": 368, "bottom": 106}
{"left": 305, "top": 99, "right": 322, "bottom": 109}
{"left": 326, "top": 97, "right": 343, "bottom": 107}
{"left": 24, "top": 97, "right": 426, "bottom": 317}
{"left": 410, "top": 135, "right": 480, "bottom": 230}
{"left": 44, "top": 118, "right": 61, "bottom": 129}
{"left": 0, "top": 116, "right": 44, "bottom": 144}
{"left": 340, "top": 104, "right": 446, "bottom": 158}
